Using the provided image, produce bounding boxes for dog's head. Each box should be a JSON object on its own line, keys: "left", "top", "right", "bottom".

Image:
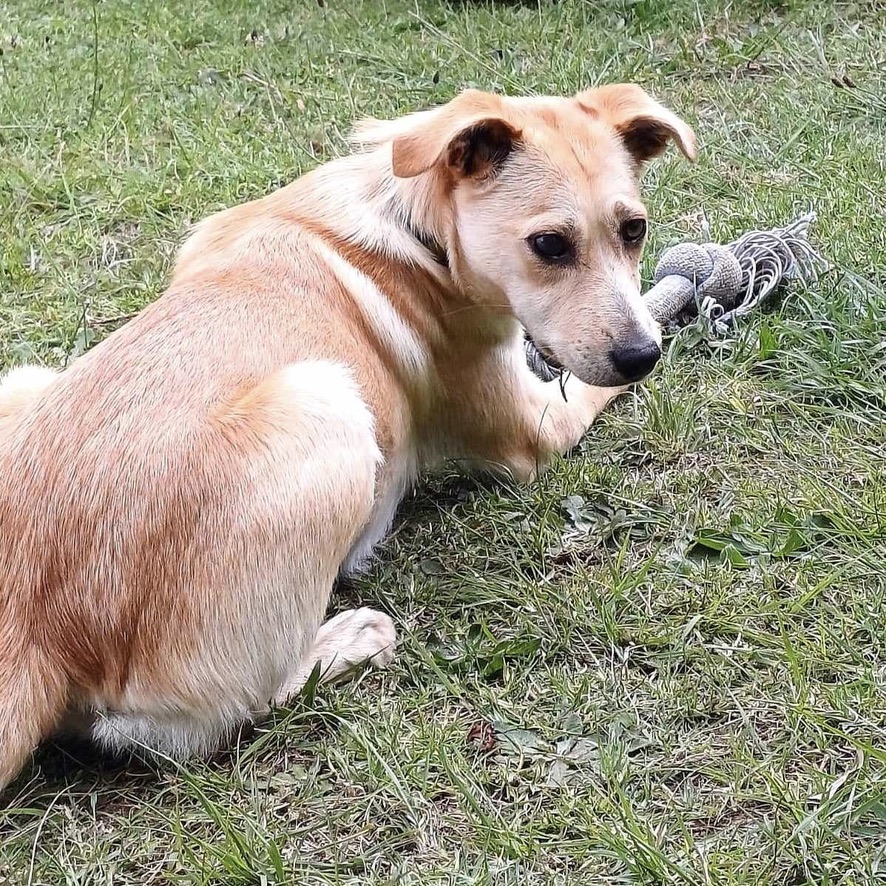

{"left": 385, "top": 85, "right": 696, "bottom": 387}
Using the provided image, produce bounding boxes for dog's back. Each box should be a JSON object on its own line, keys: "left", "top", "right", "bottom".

{"left": 0, "top": 233, "right": 386, "bottom": 782}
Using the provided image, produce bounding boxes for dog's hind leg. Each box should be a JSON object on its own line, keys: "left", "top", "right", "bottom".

{"left": 87, "top": 360, "right": 388, "bottom": 760}
{"left": 0, "top": 646, "right": 68, "bottom": 793}
{"left": 274, "top": 607, "right": 397, "bottom": 703}
{"left": 0, "top": 365, "right": 66, "bottom": 793}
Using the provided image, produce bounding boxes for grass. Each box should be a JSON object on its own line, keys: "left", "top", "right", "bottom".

{"left": 1, "top": 0, "right": 886, "bottom": 882}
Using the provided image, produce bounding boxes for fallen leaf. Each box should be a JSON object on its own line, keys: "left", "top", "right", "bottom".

{"left": 466, "top": 720, "right": 497, "bottom": 753}
{"left": 492, "top": 721, "right": 548, "bottom": 759}
{"left": 545, "top": 736, "right": 601, "bottom": 787}
{"left": 418, "top": 558, "right": 445, "bottom": 576}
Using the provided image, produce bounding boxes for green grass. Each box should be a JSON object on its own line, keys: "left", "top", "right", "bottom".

{"left": 2, "top": 0, "right": 886, "bottom": 882}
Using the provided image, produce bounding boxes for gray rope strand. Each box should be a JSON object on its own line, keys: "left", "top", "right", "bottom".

{"left": 723, "top": 212, "right": 825, "bottom": 329}
{"left": 646, "top": 210, "right": 827, "bottom": 333}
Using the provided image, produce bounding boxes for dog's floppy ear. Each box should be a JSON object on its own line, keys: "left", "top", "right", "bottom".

{"left": 390, "top": 90, "right": 522, "bottom": 179}
{"left": 577, "top": 84, "right": 697, "bottom": 165}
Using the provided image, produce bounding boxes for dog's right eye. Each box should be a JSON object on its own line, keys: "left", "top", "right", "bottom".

{"left": 529, "top": 233, "right": 573, "bottom": 263}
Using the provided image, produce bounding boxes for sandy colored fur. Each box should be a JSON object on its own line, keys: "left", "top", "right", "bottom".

{"left": 0, "top": 84, "right": 694, "bottom": 792}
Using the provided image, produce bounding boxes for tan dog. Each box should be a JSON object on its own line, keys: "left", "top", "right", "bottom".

{"left": 0, "top": 85, "right": 695, "bottom": 791}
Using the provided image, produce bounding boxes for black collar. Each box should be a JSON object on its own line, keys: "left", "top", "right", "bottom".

{"left": 406, "top": 218, "right": 449, "bottom": 268}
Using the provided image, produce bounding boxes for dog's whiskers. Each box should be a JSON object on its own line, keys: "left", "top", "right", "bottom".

{"left": 440, "top": 303, "right": 514, "bottom": 318}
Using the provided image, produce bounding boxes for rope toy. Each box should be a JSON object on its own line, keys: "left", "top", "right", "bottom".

{"left": 525, "top": 212, "right": 827, "bottom": 383}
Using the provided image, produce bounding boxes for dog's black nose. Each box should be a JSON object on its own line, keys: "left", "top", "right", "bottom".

{"left": 609, "top": 341, "right": 661, "bottom": 382}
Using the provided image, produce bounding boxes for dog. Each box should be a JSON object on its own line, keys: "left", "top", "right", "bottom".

{"left": 0, "top": 84, "right": 695, "bottom": 791}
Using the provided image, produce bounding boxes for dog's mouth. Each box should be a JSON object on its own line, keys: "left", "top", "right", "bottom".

{"left": 523, "top": 332, "right": 568, "bottom": 384}
{"left": 534, "top": 339, "right": 565, "bottom": 371}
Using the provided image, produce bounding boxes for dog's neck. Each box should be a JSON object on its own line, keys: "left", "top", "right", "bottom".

{"left": 290, "top": 148, "right": 448, "bottom": 272}
{"left": 404, "top": 214, "right": 449, "bottom": 269}
{"left": 288, "top": 146, "right": 518, "bottom": 346}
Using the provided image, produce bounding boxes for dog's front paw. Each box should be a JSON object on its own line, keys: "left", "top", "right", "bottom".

{"left": 276, "top": 607, "right": 397, "bottom": 703}
{"left": 316, "top": 606, "right": 397, "bottom": 672}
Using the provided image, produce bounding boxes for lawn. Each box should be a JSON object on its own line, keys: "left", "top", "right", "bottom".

{"left": 1, "top": 0, "right": 885, "bottom": 883}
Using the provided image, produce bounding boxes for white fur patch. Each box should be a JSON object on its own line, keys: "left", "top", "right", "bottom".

{"left": 309, "top": 235, "right": 431, "bottom": 380}
{"left": 0, "top": 364, "right": 58, "bottom": 397}
{"left": 0, "top": 364, "right": 59, "bottom": 428}
{"left": 342, "top": 450, "right": 417, "bottom": 575}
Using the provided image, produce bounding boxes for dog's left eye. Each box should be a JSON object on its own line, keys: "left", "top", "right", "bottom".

{"left": 620, "top": 218, "right": 647, "bottom": 244}
{"left": 529, "top": 233, "right": 573, "bottom": 263}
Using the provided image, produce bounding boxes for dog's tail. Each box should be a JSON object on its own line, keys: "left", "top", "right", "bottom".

{"left": 0, "top": 632, "right": 67, "bottom": 794}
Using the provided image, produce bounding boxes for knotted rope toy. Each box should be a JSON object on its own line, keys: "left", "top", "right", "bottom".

{"left": 525, "top": 211, "right": 827, "bottom": 384}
